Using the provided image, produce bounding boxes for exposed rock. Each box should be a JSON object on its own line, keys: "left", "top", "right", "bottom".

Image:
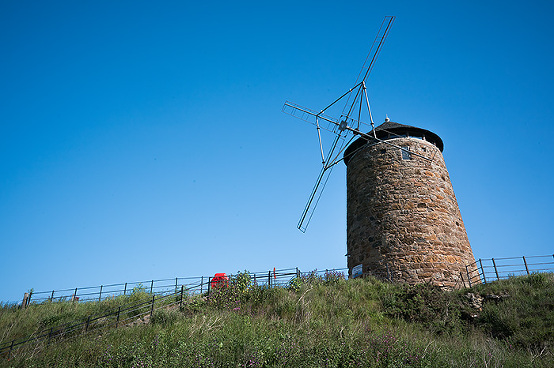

{"left": 465, "top": 292, "right": 484, "bottom": 310}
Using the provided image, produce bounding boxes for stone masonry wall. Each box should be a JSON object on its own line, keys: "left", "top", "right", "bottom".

{"left": 346, "top": 138, "right": 477, "bottom": 288}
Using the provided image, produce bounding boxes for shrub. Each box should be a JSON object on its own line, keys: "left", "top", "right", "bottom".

{"left": 232, "top": 270, "right": 252, "bottom": 293}
{"left": 287, "top": 277, "right": 302, "bottom": 292}
{"left": 287, "top": 269, "right": 345, "bottom": 292}
{"left": 323, "top": 269, "right": 346, "bottom": 284}
{"left": 150, "top": 308, "right": 180, "bottom": 326}
{"left": 2, "top": 273, "right": 553, "bottom": 367}
{"left": 472, "top": 272, "right": 554, "bottom": 350}
{"left": 381, "top": 282, "right": 465, "bottom": 336}
{"left": 206, "top": 270, "right": 253, "bottom": 311}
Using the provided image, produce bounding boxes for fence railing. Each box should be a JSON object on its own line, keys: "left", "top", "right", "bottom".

{"left": 0, "top": 267, "right": 347, "bottom": 358}
{"left": 460, "top": 254, "right": 554, "bottom": 288}
{"left": 4, "top": 254, "right": 552, "bottom": 358}
{"left": 22, "top": 267, "right": 346, "bottom": 306}
{"left": 12, "top": 254, "right": 554, "bottom": 306}
{"left": 0, "top": 285, "right": 185, "bottom": 359}
{"left": 26, "top": 276, "right": 206, "bottom": 304}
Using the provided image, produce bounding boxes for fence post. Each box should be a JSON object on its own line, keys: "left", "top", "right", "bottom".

{"left": 73, "top": 288, "right": 78, "bottom": 302}
{"left": 150, "top": 295, "right": 155, "bottom": 317}
{"left": 523, "top": 256, "right": 530, "bottom": 275}
{"left": 296, "top": 267, "right": 300, "bottom": 278}
{"left": 207, "top": 277, "right": 211, "bottom": 296}
{"left": 479, "top": 259, "right": 487, "bottom": 284}
{"left": 22, "top": 292, "right": 30, "bottom": 309}
{"left": 492, "top": 258, "right": 499, "bottom": 280}
{"left": 86, "top": 316, "right": 90, "bottom": 331}
{"left": 99, "top": 285, "right": 103, "bottom": 302}
{"left": 28, "top": 290, "right": 33, "bottom": 304}
{"left": 124, "top": 283, "right": 127, "bottom": 296}
{"left": 175, "top": 278, "right": 178, "bottom": 294}
{"left": 466, "top": 265, "right": 472, "bottom": 288}
{"left": 9, "top": 339, "right": 14, "bottom": 359}
{"left": 150, "top": 280, "right": 154, "bottom": 294}
{"left": 180, "top": 285, "right": 184, "bottom": 306}
{"left": 268, "top": 271, "right": 271, "bottom": 288}
{"left": 50, "top": 290, "right": 55, "bottom": 302}
{"left": 116, "top": 306, "right": 121, "bottom": 327}
{"left": 201, "top": 276, "right": 204, "bottom": 294}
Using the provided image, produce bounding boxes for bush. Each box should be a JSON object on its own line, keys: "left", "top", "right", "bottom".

{"left": 323, "top": 269, "right": 346, "bottom": 284}
{"left": 287, "top": 269, "right": 346, "bottom": 292}
{"left": 381, "top": 282, "right": 465, "bottom": 336}
{"left": 151, "top": 308, "right": 180, "bottom": 326}
{"left": 472, "top": 272, "right": 554, "bottom": 350}
{"left": 2, "top": 273, "right": 553, "bottom": 367}
{"left": 206, "top": 270, "right": 253, "bottom": 311}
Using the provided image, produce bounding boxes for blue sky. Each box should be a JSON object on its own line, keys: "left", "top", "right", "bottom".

{"left": 1, "top": 1, "right": 553, "bottom": 303}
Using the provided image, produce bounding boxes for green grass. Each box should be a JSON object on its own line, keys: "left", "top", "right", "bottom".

{"left": 1, "top": 272, "right": 552, "bottom": 367}
{"left": 0, "top": 289, "right": 155, "bottom": 346}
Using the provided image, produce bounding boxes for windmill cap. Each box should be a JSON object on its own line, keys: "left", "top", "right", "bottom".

{"left": 343, "top": 120, "right": 444, "bottom": 165}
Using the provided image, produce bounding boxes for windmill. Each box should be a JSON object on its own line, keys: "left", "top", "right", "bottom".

{"left": 283, "top": 16, "right": 431, "bottom": 232}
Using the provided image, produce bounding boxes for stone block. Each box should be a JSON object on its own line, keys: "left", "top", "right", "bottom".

{"left": 345, "top": 124, "right": 477, "bottom": 288}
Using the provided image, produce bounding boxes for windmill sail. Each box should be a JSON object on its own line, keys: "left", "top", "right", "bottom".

{"left": 297, "top": 165, "right": 334, "bottom": 232}
{"left": 284, "top": 16, "right": 396, "bottom": 232}
{"left": 282, "top": 101, "right": 342, "bottom": 135}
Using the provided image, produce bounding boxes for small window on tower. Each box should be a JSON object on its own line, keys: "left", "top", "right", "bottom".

{"left": 401, "top": 146, "right": 412, "bottom": 160}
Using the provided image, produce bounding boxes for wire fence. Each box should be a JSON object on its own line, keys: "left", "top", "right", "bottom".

{"left": 459, "top": 254, "right": 554, "bottom": 288}
{"left": 21, "top": 267, "right": 346, "bottom": 306}
{"left": 0, "top": 286, "right": 183, "bottom": 359}
{"left": 20, "top": 255, "right": 554, "bottom": 306}
{"left": 3, "top": 255, "right": 553, "bottom": 359}
{"left": 25, "top": 276, "right": 205, "bottom": 304}
{"left": 0, "top": 267, "right": 346, "bottom": 358}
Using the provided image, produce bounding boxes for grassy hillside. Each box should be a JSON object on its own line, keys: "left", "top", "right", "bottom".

{"left": 1, "top": 271, "right": 552, "bottom": 367}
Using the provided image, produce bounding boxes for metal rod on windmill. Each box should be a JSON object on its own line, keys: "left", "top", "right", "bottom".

{"left": 283, "top": 16, "right": 406, "bottom": 232}
{"left": 283, "top": 17, "right": 477, "bottom": 288}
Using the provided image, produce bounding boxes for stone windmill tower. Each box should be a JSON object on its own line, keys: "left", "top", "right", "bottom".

{"left": 343, "top": 119, "right": 477, "bottom": 288}
{"left": 282, "top": 17, "right": 477, "bottom": 288}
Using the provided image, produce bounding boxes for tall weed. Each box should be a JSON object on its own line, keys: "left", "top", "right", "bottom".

{"left": 2, "top": 272, "right": 553, "bottom": 367}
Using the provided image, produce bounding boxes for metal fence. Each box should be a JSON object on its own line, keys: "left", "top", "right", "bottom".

{"left": 461, "top": 254, "right": 554, "bottom": 288}
{"left": 12, "top": 254, "right": 554, "bottom": 305}
{"left": 4, "top": 255, "right": 552, "bottom": 358}
{"left": 0, "top": 267, "right": 347, "bottom": 358}
{"left": 23, "top": 267, "right": 346, "bottom": 306}
{"left": 0, "top": 285, "right": 185, "bottom": 359}
{"left": 26, "top": 276, "right": 205, "bottom": 304}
